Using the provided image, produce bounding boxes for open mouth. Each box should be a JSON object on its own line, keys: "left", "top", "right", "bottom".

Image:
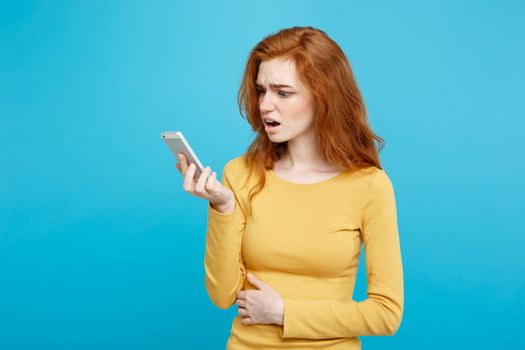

{"left": 264, "top": 119, "right": 281, "bottom": 127}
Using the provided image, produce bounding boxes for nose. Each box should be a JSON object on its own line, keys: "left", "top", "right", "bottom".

{"left": 259, "top": 91, "right": 275, "bottom": 116}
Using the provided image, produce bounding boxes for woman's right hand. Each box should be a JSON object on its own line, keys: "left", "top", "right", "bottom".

{"left": 175, "top": 153, "right": 235, "bottom": 213}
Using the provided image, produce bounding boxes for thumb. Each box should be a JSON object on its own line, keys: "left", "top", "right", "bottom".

{"left": 247, "top": 273, "right": 267, "bottom": 290}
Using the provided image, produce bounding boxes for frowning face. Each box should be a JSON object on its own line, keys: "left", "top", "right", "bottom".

{"left": 256, "top": 58, "right": 317, "bottom": 143}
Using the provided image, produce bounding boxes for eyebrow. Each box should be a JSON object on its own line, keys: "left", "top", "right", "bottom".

{"left": 256, "top": 82, "right": 295, "bottom": 89}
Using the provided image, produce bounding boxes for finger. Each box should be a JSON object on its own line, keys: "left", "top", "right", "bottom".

{"left": 236, "top": 291, "right": 246, "bottom": 300}
{"left": 195, "top": 166, "right": 211, "bottom": 194}
{"left": 240, "top": 317, "right": 253, "bottom": 325}
{"left": 237, "top": 307, "right": 248, "bottom": 317}
{"left": 175, "top": 162, "right": 182, "bottom": 174}
{"left": 235, "top": 299, "right": 246, "bottom": 308}
{"left": 247, "top": 273, "right": 266, "bottom": 290}
{"left": 183, "top": 163, "right": 196, "bottom": 192}
{"left": 178, "top": 153, "right": 189, "bottom": 173}
{"left": 205, "top": 171, "right": 218, "bottom": 192}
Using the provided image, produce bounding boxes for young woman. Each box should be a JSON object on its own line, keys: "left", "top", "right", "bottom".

{"left": 176, "top": 26, "right": 404, "bottom": 350}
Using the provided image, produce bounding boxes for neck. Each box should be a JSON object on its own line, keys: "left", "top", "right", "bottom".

{"left": 279, "top": 133, "right": 335, "bottom": 172}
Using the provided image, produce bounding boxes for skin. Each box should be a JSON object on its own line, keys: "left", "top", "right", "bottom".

{"left": 258, "top": 58, "right": 343, "bottom": 182}
{"left": 176, "top": 57, "right": 342, "bottom": 327}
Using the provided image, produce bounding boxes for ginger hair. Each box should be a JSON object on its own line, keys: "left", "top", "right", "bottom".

{"left": 237, "top": 26, "right": 384, "bottom": 216}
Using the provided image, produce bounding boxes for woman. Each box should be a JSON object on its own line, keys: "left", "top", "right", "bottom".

{"left": 176, "top": 26, "right": 403, "bottom": 350}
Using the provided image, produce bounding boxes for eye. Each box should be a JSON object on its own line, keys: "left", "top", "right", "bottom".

{"left": 256, "top": 88, "right": 266, "bottom": 95}
{"left": 278, "top": 91, "right": 291, "bottom": 97}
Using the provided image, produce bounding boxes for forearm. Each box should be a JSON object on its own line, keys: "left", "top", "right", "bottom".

{"left": 280, "top": 288, "right": 403, "bottom": 339}
{"left": 204, "top": 202, "right": 246, "bottom": 309}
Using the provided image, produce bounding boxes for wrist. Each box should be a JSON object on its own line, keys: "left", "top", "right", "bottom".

{"left": 211, "top": 200, "right": 235, "bottom": 214}
{"left": 274, "top": 298, "right": 285, "bottom": 326}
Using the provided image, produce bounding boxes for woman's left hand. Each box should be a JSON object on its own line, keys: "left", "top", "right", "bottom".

{"left": 235, "top": 273, "right": 284, "bottom": 326}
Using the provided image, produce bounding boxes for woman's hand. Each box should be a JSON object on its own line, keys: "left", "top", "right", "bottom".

{"left": 235, "top": 273, "right": 284, "bottom": 326}
{"left": 175, "top": 153, "right": 234, "bottom": 212}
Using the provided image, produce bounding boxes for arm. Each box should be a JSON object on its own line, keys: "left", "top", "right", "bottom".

{"left": 280, "top": 170, "right": 404, "bottom": 339}
{"left": 204, "top": 161, "right": 247, "bottom": 309}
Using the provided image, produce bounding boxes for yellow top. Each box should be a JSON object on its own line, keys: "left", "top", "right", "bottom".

{"left": 204, "top": 155, "right": 404, "bottom": 349}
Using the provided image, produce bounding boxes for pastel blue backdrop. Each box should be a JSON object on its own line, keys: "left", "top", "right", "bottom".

{"left": 1, "top": 1, "right": 524, "bottom": 349}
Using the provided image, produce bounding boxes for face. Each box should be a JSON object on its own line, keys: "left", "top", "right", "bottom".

{"left": 256, "top": 58, "right": 316, "bottom": 143}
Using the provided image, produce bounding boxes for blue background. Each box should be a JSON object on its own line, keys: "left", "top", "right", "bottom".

{"left": 1, "top": 1, "right": 524, "bottom": 349}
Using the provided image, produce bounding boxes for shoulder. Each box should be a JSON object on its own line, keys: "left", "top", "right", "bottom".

{"left": 352, "top": 164, "right": 390, "bottom": 182}
{"left": 361, "top": 166, "right": 396, "bottom": 203}
{"left": 349, "top": 165, "right": 392, "bottom": 188}
{"left": 223, "top": 154, "right": 248, "bottom": 175}
{"left": 221, "top": 154, "right": 251, "bottom": 186}
{"left": 220, "top": 155, "right": 254, "bottom": 196}
{"left": 368, "top": 167, "right": 393, "bottom": 189}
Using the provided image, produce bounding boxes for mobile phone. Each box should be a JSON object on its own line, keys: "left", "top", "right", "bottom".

{"left": 161, "top": 131, "right": 205, "bottom": 180}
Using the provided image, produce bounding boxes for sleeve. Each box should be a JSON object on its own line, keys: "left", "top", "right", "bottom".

{"left": 280, "top": 170, "right": 404, "bottom": 339}
{"left": 203, "top": 160, "right": 247, "bottom": 310}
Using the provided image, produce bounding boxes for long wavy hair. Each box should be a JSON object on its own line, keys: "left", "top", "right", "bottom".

{"left": 237, "top": 26, "right": 384, "bottom": 216}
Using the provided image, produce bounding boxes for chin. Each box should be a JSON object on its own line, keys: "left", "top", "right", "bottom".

{"left": 267, "top": 134, "right": 288, "bottom": 143}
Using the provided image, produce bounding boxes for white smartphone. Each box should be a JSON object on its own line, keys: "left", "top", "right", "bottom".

{"left": 161, "top": 131, "right": 205, "bottom": 180}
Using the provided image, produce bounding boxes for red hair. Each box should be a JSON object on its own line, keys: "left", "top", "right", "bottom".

{"left": 237, "top": 26, "right": 384, "bottom": 216}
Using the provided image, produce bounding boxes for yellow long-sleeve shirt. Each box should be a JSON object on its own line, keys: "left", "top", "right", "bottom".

{"left": 204, "top": 155, "right": 404, "bottom": 349}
